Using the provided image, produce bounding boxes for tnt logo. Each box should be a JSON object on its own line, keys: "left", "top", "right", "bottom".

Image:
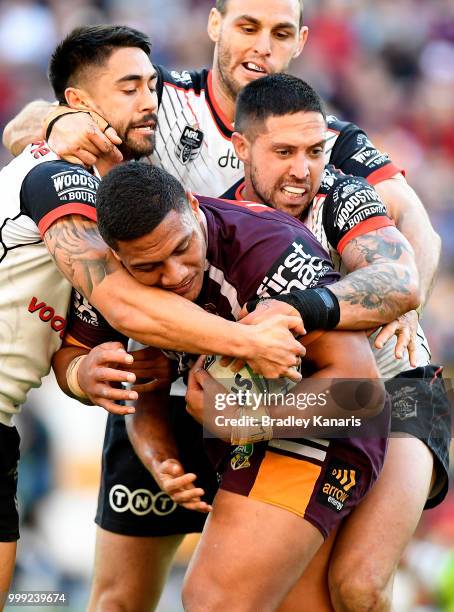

{"left": 109, "top": 484, "right": 177, "bottom": 516}
{"left": 317, "top": 459, "right": 361, "bottom": 513}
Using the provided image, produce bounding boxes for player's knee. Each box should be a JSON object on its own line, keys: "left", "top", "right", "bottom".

{"left": 90, "top": 592, "right": 128, "bottom": 612}
{"left": 90, "top": 586, "right": 151, "bottom": 612}
{"left": 182, "top": 574, "right": 248, "bottom": 612}
{"left": 182, "top": 574, "right": 217, "bottom": 612}
{"left": 329, "top": 565, "right": 392, "bottom": 612}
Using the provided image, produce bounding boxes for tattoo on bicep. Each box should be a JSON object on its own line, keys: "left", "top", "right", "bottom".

{"left": 44, "top": 215, "right": 118, "bottom": 298}
{"left": 346, "top": 229, "right": 412, "bottom": 268}
{"left": 334, "top": 266, "right": 411, "bottom": 317}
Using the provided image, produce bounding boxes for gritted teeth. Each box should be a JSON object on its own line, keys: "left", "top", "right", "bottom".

{"left": 243, "top": 62, "right": 266, "bottom": 73}
{"left": 282, "top": 186, "right": 307, "bottom": 195}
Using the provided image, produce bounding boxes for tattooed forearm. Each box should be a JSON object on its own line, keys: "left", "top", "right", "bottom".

{"left": 43, "top": 215, "right": 119, "bottom": 299}
{"left": 330, "top": 265, "right": 415, "bottom": 328}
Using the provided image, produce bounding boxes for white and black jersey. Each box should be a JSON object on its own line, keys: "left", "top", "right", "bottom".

{"left": 151, "top": 67, "right": 402, "bottom": 197}
{"left": 0, "top": 141, "right": 99, "bottom": 425}
{"left": 222, "top": 166, "right": 431, "bottom": 377}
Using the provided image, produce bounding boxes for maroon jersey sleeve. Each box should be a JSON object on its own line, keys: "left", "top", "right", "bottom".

{"left": 65, "top": 290, "right": 127, "bottom": 350}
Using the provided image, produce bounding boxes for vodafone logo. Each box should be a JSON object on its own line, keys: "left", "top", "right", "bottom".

{"left": 109, "top": 484, "right": 177, "bottom": 516}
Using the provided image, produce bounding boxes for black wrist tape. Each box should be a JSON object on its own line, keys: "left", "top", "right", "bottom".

{"left": 247, "top": 287, "right": 340, "bottom": 332}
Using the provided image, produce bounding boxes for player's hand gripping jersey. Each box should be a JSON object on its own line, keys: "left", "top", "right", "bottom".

{"left": 0, "top": 141, "right": 99, "bottom": 424}
{"left": 152, "top": 67, "right": 401, "bottom": 196}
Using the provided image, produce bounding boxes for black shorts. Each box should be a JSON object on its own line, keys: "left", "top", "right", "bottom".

{"left": 96, "top": 397, "right": 218, "bottom": 537}
{"left": 0, "top": 423, "right": 20, "bottom": 542}
{"left": 387, "top": 365, "right": 452, "bottom": 509}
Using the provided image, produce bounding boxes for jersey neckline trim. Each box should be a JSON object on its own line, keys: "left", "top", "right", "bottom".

{"left": 206, "top": 71, "right": 235, "bottom": 139}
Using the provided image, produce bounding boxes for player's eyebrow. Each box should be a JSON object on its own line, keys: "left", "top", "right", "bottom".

{"left": 115, "top": 72, "right": 157, "bottom": 84}
{"left": 235, "top": 15, "right": 297, "bottom": 32}
{"left": 132, "top": 235, "right": 190, "bottom": 270}
{"left": 310, "top": 139, "right": 327, "bottom": 149}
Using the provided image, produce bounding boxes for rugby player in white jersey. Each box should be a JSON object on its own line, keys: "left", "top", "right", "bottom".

{"left": 216, "top": 73, "right": 451, "bottom": 610}
{"left": 2, "top": 1, "right": 444, "bottom": 610}
{"left": 0, "top": 26, "right": 306, "bottom": 607}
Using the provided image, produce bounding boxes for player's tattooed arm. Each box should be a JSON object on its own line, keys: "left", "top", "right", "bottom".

{"left": 43, "top": 215, "right": 118, "bottom": 298}
{"left": 43, "top": 215, "right": 305, "bottom": 372}
{"left": 330, "top": 226, "right": 420, "bottom": 329}
{"left": 2, "top": 99, "right": 53, "bottom": 156}
{"left": 374, "top": 174, "right": 441, "bottom": 307}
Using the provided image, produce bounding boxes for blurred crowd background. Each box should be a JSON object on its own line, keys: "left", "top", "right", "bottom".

{"left": 0, "top": 0, "right": 453, "bottom": 610}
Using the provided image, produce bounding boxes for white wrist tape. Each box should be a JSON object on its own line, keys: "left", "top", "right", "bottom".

{"left": 66, "top": 355, "right": 88, "bottom": 400}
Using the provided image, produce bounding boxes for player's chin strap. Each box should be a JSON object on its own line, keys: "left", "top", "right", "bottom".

{"left": 44, "top": 104, "right": 112, "bottom": 141}
{"left": 246, "top": 287, "right": 341, "bottom": 333}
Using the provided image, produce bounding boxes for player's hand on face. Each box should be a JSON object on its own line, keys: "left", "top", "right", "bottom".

{"left": 48, "top": 112, "right": 123, "bottom": 167}
{"left": 77, "top": 341, "right": 138, "bottom": 415}
{"left": 374, "top": 310, "right": 419, "bottom": 367}
{"left": 127, "top": 346, "right": 177, "bottom": 393}
{"left": 155, "top": 458, "right": 212, "bottom": 513}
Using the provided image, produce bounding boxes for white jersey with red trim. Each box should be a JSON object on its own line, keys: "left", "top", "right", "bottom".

{"left": 304, "top": 167, "right": 431, "bottom": 377}
{"left": 0, "top": 141, "right": 99, "bottom": 424}
{"left": 222, "top": 166, "right": 431, "bottom": 377}
{"left": 151, "top": 67, "right": 402, "bottom": 197}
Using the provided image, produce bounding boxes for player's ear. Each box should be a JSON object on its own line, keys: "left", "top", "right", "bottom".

{"left": 64, "top": 87, "right": 91, "bottom": 111}
{"left": 207, "top": 8, "right": 222, "bottom": 43}
{"left": 186, "top": 190, "right": 200, "bottom": 217}
{"left": 110, "top": 248, "right": 122, "bottom": 262}
{"left": 293, "top": 26, "right": 309, "bottom": 59}
{"left": 232, "top": 131, "right": 250, "bottom": 164}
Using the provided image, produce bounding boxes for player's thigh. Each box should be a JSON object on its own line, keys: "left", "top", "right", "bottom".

{"left": 183, "top": 490, "right": 324, "bottom": 612}
{"left": 92, "top": 410, "right": 213, "bottom": 610}
{"left": 89, "top": 527, "right": 183, "bottom": 612}
{"left": 278, "top": 529, "right": 338, "bottom": 612}
{"left": 0, "top": 541, "right": 17, "bottom": 608}
{"left": 0, "top": 422, "right": 20, "bottom": 607}
{"left": 329, "top": 435, "right": 434, "bottom": 593}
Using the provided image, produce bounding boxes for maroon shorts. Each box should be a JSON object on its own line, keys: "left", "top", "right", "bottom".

{"left": 206, "top": 434, "right": 388, "bottom": 539}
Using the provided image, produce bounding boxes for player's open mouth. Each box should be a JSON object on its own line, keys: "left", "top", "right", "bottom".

{"left": 130, "top": 123, "right": 156, "bottom": 134}
{"left": 242, "top": 62, "right": 267, "bottom": 74}
{"left": 281, "top": 186, "right": 307, "bottom": 199}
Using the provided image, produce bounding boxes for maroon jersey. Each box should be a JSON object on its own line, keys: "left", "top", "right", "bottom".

{"left": 65, "top": 195, "right": 338, "bottom": 366}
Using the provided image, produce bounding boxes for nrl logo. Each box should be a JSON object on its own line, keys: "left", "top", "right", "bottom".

{"left": 175, "top": 125, "right": 204, "bottom": 164}
{"left": 390, "top": 385, "right": 418, "bottom": 420}
{"left": 231, "top": 444, "right": 253, "bottom": 470}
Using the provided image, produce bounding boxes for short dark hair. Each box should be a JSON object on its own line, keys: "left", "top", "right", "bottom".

{"left": 215, "top": 0, "right": 304, "bottom": 29}
{"left": 235, "top": 74, "right": 326, "bottom": 136}
{"left": 49, "top": 25, "right": 152, "bottom": 103}
{"left": 96, "top": 162, "right": 188, "bottom": 250}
